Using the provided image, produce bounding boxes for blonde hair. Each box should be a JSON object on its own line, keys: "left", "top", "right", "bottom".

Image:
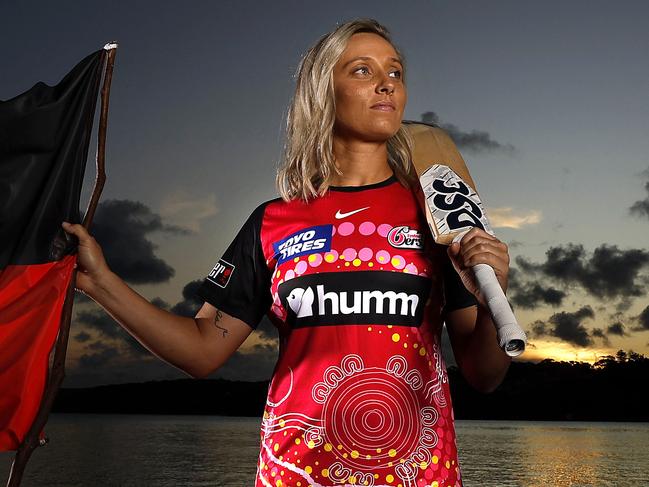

{"left": 276, "top": 18, "right": 415, "bottom": 202}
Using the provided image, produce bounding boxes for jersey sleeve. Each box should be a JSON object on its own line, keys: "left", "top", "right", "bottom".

{"left": 194, "top": 202, "right": 272, "bottom": 329}
{"left": 441, "top": 253, "right": 478, "bottom": 314}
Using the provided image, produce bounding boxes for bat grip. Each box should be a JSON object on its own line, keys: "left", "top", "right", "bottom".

{"left": 471, "top": 263, "right": 527, "bottom": 357}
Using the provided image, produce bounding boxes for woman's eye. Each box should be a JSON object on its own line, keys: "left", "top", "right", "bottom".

{"left": 353, "top": 66, "right": 370, "bottom": 75}
{"left": 389, "top": 70, "right": 402, "bottom": 79}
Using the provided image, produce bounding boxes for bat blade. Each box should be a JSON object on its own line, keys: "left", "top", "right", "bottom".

{"left": 403, "top": 120, "right": 527, "bottom": 357}
{"left": 419, "top": 163, "right": 495, "bottom": 245}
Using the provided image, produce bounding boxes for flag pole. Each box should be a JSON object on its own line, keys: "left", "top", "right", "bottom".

{"left": 6, "top": 43, "right": 117, "bottom": 487}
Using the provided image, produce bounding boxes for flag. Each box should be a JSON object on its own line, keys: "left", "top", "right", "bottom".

{"left": 0, "top": 49, "right": 105, "bottom": 451}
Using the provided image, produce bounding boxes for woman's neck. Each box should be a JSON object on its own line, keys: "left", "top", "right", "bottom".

{"left": 331, "top": 136, "right": 393, "bottom": 186}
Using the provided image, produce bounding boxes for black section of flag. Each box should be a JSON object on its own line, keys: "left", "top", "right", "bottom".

{"left": 0, "top": 49, "right": 104, "bottom": 269}
{"left": 278, "top": 271, "right": 432, "bottom": 328}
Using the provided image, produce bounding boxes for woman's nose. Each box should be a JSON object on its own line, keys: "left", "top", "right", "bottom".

{"left": 376, "top": 73, "right": 395, "bottom": 94}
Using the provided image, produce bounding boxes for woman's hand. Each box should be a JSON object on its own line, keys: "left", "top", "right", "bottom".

{"left": 446, "top": 227, "right": 510, "bottom": 308}
{"left": 61, "top": 221, "right": 111, "bottom": 296}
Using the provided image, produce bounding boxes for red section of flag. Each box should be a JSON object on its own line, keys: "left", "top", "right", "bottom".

{"left": 0, "top": 254, "right": 76, "bottom": 451}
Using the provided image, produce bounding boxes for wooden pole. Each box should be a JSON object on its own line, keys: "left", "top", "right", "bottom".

{"left": 6, "top": 43, "right": 117, "bottom": 487}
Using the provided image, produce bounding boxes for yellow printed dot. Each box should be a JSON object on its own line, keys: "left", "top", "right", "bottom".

{"left": 324, "top": 443, "right": 332, "bottom": 452}
{"left": 321, "top": 468, "right": 329, "bottom": 477}
{"left": 343, "top": 453, "right": 348, "bottom": 458}
{"left": 413, "top": 343, "right": 418, "bottom": 348}
{"left": 295, "top": 438, "right": 301, "bottom": 445}
{"left": 279, "top": 419, "right": 285, "bottom": 427}
{"left": 432, "top": 455, "right": 439, "bottom": 464}
{"left": 367, "top": 326, "right": 372, "bottom": 331}
{"left": 391, "top": 333, "right": 400, "bottom": 342}
{"left": 420, "top": 461, "right": 428, "bottom": 469}
{"left": 391, "top": 257, "right": 402, "bottom": 267}
{"left": 275, "top": 270, "right": 281, "bottom": 278}
{"left": 387, "top": 325, "right": 393, "bottom": 328}
{"left": 376, "top": 448, "right": 382, "bottom": 453}
{"left": 297, "top": 483, "right": 301, "bottom": 487}
{"left": 340, "top": 254, "right": 345, "bottom": 259}
{"left": 368, "top": 262, "right": 374, "bottom": 267}
{"left": 445, "top": 460, "right": 450, "bottom": 469}
{"left": 273, "top": 443, "right": 279, "bottom": 452}
{"left": 348, "top": 475, "right": 356, "bottom": 484}
{"left": 308, "top": 254, "right": 318, "bottom": 263}
{"left": 275, "top": 479, "right": 282, "bottom": 486}
{"left": 432, "top": 483, "right": 439, "bottom": 487}
{"left": 352, "top": 258, "right": 361, "bottom": 267}
{"left": 378, "top": 255, "right": 386, "bottom": 262}
{"left": 419, "top": 347, "right": 426, "bottom": 356}
{"left": 345, "top": 262, "right": 350, "bottom": 267}
{"left": 366, "top": 454, "right": 371, "bottom": 459}
{"left": 386, "top": 474, "right": 394, "bottom": 482}
{"left": 388, "top": 448, "right": 397, "bottom": 457}
{"left": 325, "top": 254, "right": 336, "bottom": 263}
{"left": 304, "top": 465, "right": 312, "bottom": 474}
{"left": 337, "top": 444, "right": 343, "bottom": 450}
{"left": 293, "top": 257, "right": 300, "bottom": 263}
{"left": 351, "top": 450, "right": 360, "bottom": 459}
{"left": 403, "top": 343, "right": 408, "bottom": 348}
{"left": 307, "top": 440, "right": 315, "bottom": 448}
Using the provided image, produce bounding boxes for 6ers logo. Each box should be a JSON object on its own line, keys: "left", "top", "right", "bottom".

{"left": 387, "top": 226, "right": 423, "bottom": 249}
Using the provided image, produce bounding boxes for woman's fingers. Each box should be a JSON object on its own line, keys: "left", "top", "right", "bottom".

{"left": 60, "top": 220, "right": 109, "bottom": 286}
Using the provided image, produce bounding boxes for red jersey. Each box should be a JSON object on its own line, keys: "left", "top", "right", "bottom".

{"left": 196, "top": 175, "right": 477, "bottom": 487}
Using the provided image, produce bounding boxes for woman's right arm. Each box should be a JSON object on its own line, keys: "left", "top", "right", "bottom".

{"left": 61, "top": 221, "right": 253, "bottom": 379}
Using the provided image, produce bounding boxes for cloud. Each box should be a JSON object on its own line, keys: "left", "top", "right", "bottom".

{"left": 629, "top": 168, "right": 649, "bottom": 220}
{"left": 607, "top": 322, "right": 628, "bottom": 336}
{"left": 510, "top": 282, "right": 566, "bottom": 309}
{"left": 170, "top": 279, "right": 204, "bottom": 317}
{"left": 487, "top": 207, "right": 542, "bottom": 229}
{"left": 590, "top": 328, "right": 611, "bottom": 347}
{"left": 634, "top": 305, "right": 649, "bottom": 331}
{"left": 514, "top": 243, "right": 649, "bottom": 300}
{"left": 75, "top": 305, "right": 151, "bottom": 358}
{"left": 73, "top": 331, "right": 92, "bottom": 343}
{"left": 420, "top": 111, "right": 516, "bottom": 155}
{"left": 159, "top": 190, "right": 218, "bottom": 233}
{"left": 530, "top": 306, "right": 595, "bottom": 347}
{"left": 78, "top": 341, "right": 120, "bottom": 368}
{"left": 91, "top": 199, "right": 188, "bottom": 284}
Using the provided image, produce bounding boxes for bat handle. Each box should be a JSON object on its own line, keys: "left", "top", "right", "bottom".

{"left": 471, "top": 263, "right": 527, "bottom": 357}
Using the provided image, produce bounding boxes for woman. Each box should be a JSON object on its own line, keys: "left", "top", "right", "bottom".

{"left": 62, "top": 18, "right": 512, "bottom": 487}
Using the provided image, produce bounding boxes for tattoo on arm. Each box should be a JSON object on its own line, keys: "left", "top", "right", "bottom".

{"left": 213, "top": 309, "right": 228, "bottom": 338}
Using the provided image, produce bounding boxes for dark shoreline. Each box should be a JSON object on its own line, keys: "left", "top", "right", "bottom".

{"left": 53, "top": 355, "right": 649, "bottom": 422}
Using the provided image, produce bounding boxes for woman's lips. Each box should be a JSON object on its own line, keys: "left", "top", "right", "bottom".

{"left": 371, "top": 104, "right": 395, "bottom": 111}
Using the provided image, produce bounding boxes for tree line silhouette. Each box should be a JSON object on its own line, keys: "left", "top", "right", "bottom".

{"left": 53, "top": 350, "right": 648, "bottom": 421}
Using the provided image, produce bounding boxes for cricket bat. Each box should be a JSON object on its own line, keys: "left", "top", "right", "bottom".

{"left": 402, "top": 120, "right": 527, "bottom": 357}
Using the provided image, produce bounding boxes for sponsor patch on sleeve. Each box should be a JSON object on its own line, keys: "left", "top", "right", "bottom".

{"left": 207, "top": 259, "right": 235, "bottom": 288}
{"left": 273, "top": 224, "right": 332, "bottom": 264}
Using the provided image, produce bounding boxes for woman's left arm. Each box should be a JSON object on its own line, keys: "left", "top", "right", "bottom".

{"left": 443, "top": 227, "right": 513, "bottom": 393}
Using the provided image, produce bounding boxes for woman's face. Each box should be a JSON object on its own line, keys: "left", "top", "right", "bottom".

{"left": 332, "top": 32, "right": 406, "bottom": 143}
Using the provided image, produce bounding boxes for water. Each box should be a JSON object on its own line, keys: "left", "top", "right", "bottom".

{"left": 1, "top": 415, "right": 647, "bottom": 486}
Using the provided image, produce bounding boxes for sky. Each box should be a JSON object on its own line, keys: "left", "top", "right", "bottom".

{"left": 2, "top": 0, "right": 649, "bottom": 387}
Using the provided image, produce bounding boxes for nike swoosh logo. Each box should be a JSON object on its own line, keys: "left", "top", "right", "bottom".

{"left": 335, "top": 207, "right": 370, "bottom": 219}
